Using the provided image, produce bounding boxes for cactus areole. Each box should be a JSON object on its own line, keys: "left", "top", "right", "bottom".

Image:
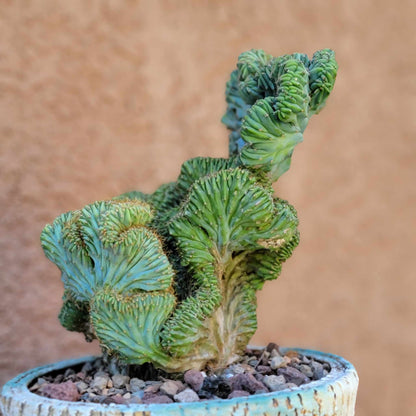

{"left": 41, "top": 49, "right": 338, "bottom": 373}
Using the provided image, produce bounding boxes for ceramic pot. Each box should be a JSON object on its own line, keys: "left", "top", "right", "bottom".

{"left": 0, "top": 347, "right": 358, "bottom": 416}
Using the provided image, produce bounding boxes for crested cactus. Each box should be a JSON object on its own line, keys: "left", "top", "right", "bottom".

{"left": 41, "top": 48, "right": 338, "bottom": 373}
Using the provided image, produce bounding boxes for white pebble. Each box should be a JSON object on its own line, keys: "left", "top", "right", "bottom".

{"left": 174, "top": 388, "right": 200, "bottom": 403}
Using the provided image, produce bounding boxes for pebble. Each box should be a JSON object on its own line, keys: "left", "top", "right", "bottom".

{"left": 270, "top": 355, "right": 286, "bottom": 369}
{"left": 254, "top": 389, "right": 269, "bottom": 395}
{"left": 174, "top": 388, "right": 200, "bottom": 403}
{"left": 310, "top": 361, "right": 324, "bottom": 380}
{"left": 299, "top": 364, "right": 314, "bottom": 378}
{"left": 266, "top": 343, "right": 280, "bottom": 353}
{"left": 129, "top": 378, "right": 146, "bottom": 391}
{"left": 128, "top": 395, "right": 143, "bottom": 404}
{"left": 230, "top": 373, "right": 265, "bottom": 393}
{"left": 301, "top": 355, "right": 311, "bottom": 364}
{"left": 200, "top": 377, "right": 231, "bottom": 399}
{"left": 285, "top": 350, "right": 300, "bottom": 359}
{"left": 254, "top": 373, "right": 264, "bottom": 382}
{"left": 144, "top": 394, "right": 173, "bottom": 404}
{"left": 112, "top": 374, "right": 130, "bottom": 389}
{"left": 80, "top": 392, "right": 90, "bottom": 401}
{"left": 37, "top": 377, "right": 47, "bottom": 386}
{"left": 108, "top": 388, "right": 125, "bottom": 395}
{"left": 91, "top": 374, "right": 109, "bottom": 391}
{"left": 270, "top": 349, "right": 280, "bottom": 358}
{"left": 259, "top": 350, "right": 270, "bottom": 365}
{"left": 131, "top": 390, "right": 145, "bottom": 400}
{"left": 184, "top": 369, "right": 204, "bottom": 391}
{"left": 277, "top": 367, "right": 310, "bottom": 386}
{"left": 228, "top": 390, "right": 250, "bottom": 399}
{"left": 263, "top": 375, "right": 286, "bottom": 391}
{"left": 144, "top": 383, "right": 161, "bottom": 395}
{"left": 55, "top": 374, "right": 64, "bottom": 383}
{"left": 64, "top": 368, "right": 75, "bottom": 378}
{"left": 229, "top": 364, "right": 245, "bottom": 375}
{"left": 81, "top": 362, "right": 93, "bottom": 374}
{"left": 198, "top": 389, "right": 217, "bottom": 400}
{"left": 173, "top": 380, "right": 186, "bottom": 392}
{"left": 160, "top": 380, "right": 180, "bottom": 397}
{"left": 256, "top": 365, "right": 272, "bottom": 374}
{"left": 111, "top": 394, "right": 126, "bottom": 405}
{"left": 40, "top": 381, "right": 80, "bottom": 402}
{"left": 221, "top": 369, "right": 236, "bottom": 379}
{"left": 239, "top": 363, "right": 256, "bottom": 374}
{"left": 145, "top": 380, "right": 162, "bottom": 386}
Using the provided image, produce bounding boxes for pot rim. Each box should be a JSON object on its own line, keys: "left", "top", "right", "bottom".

{"left": 1, "top": 347, "right": 358, "bottom": 413}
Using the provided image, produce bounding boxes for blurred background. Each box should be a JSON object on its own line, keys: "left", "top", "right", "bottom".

{"left": 0, "top": 1, "right": 415, "bottom": 414}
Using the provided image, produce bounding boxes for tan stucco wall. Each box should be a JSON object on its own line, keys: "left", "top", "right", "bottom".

{"left": 1, "top": 1, "right": 415, "bottom": 414}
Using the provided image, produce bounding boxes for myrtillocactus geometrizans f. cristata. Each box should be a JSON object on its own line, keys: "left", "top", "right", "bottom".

{"left": 41, "top": 49, "right": 338, "bottom": 372}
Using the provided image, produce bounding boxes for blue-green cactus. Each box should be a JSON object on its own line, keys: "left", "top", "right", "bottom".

{"left": 41, "top": 48, "right": 337, "bottom": 372}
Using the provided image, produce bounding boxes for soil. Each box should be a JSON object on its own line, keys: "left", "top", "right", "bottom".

{"left": 30, "top": 344, "right": 330, "bottom": 404}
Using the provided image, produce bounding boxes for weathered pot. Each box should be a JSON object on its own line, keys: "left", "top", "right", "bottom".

{"left": 0, "top": 347, "right": 358, "bottom": 416}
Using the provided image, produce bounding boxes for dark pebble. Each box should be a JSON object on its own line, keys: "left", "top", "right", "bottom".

{"left": 81, "top": 362, "right": 93, "bottom": 374}
{"left": 90, "top": 395, "right": 109, "bottom": 404}
{"left": 201, "top": 377, "right": 231, "bottom": 399}
{"left": 277, "top": 367, "right": 310, "bottom": 386}
{"left": 249, "top": 349, "right": 263, "bottom": 358}
{"left": 201, "top": 376, "right": 221, "bottom": 392}
{"left": 198, "top": 389, "right": 217, "bottom": 400}
{"left": 184, "top": 369, "right": 204, "bottom": 392}
{"left": 266, "top": 343, "right": 280, "bottom": 353}
{"left": 259, "top": 352, "right": 270, "bottom": 366}
{"left": 299, "top": 364, "right": 313, "bottom": 378}
{"left": 310, "top": 361, "right": 324, "bottom": 380}
{"left": 64, "top": 368, "right": 75, "bottom": 378}
{"left": 128, "top": 396, "right": 143, "bottom": 404}
{"left": 108, "top": 388, "right": 125, "bottom": 395}
{"left": 80, "top": 393, "right": 90, "bottom": 402}
{"left": 256, "top": 365, "right": 272, "bottom": 375}
{"left": 216, "top": 380, "right": 232, "bottom": 399}
{"left": 110, "top": 394, "right": 126, "bottom": 404}
{"left": 230, "top": 373, "right": 265, "bottom": 394}
{"left": 143, "top": 394, "right": 173, "bottom": 404}
{"left": 54, "top": 374, "right": 64, "bottom": 384}
{"left": 228, "top": 390, "right": 250, "bottom": 399}
{"left": 301, "top": 355, "right": 311, "bottom": 364}
{"left": 103, "top": 396, "right": 121, "bottom": 405}
{"left": 254, "top": 373, "right": 264, "bottom": 383}
{"left": 40, "top": 381, "right": 80, "bottom": 402}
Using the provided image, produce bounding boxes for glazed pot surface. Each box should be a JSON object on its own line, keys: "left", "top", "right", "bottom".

{"left": 0, "top": 347, "right": 358, "bottom": 416}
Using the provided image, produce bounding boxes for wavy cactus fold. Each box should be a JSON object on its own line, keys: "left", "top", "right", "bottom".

{"left": 224, "top": 48, "right": 338, "bottom": 181}
{"left": 41, "top": 48, "right": 337, "bottom": 373}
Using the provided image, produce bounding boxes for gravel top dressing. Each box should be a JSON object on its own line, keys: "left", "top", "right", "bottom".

{"left": 30, "top": 344, "right": 330, "bottom": 405}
